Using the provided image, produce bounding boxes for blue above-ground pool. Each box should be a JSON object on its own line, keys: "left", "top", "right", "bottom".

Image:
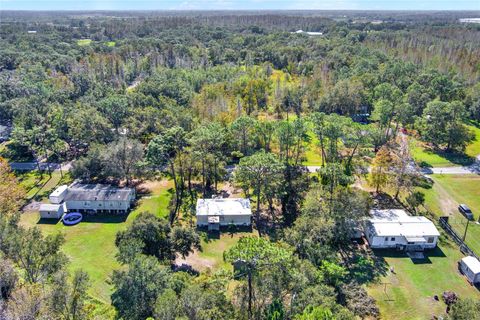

{"left": 63, "top": 212, "right": 83, "bottom": 226}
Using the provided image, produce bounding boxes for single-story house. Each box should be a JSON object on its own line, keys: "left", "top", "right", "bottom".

{"left": 49, "top": 183, "right": 136, "bottom": 214}
{"left": 196, "top": 198, "right": 252, "bottom": 230}
{"left": 364, "top": 209, "right": 440, "bottom": 250}
{"left": 459, "top": 256, "right": 480, "bottom": 284}
{"left": 39, "top": 203, "right": 65, "bottom": 219}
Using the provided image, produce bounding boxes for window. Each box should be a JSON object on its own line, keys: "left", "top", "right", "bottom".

{"left": 427, "top": 237, "right": 434, "bottom": 243}
{"left": 98, "top": 203, "right": 102, "bottom": 207}
{"left": 385, "top": 237, "right": 389, "bottom": 241}
{"left": 391, "top": 237, "right": 396, "bottom": 241}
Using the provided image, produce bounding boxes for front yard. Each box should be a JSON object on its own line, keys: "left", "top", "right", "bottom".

{"left": 420, "top": 174, "right": 480, "bottom": 256}
{"left": 410, "top": 124, "right": 480, "bottom": 168}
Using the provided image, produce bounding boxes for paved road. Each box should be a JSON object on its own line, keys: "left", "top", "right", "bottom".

{"left": 9, "top": 161, "right": 73, "bottom": 172}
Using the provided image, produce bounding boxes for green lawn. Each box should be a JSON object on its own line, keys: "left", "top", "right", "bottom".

{"left": 303, "top": 131, "right": 323, "bottom": 166}
{"left": 16, "top": 170, "right": 73, "bottom": 201}
{"left": 368, "top": 243, "right": 480, "bottom": 320}
{"left": 420, "top": 174, "right": 480, "bottom": 255}
{"left": 20, "top": 180, "right": 173, "bottom": 304}
{"left": 77, "top": 39, "right": 92, "bottom": 46}
{"left": 194, "top": 231, "right": 258, "bottom": 271}
{"left": 410, "top": 125, "right": 480, "bottom": 168}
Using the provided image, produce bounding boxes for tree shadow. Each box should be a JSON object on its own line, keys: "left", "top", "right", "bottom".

{"left": 422, "top": 147, "right": 475, "bottom": 167}
{"left": 346, "top": 247, "right": 389, "bottom": 284}
{"left": 36, "top": 218, "right": 60, "bottom": 225}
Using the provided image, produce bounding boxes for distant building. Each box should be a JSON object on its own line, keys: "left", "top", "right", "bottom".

{"left": 459, "top": 18, "right": 480, "bottom": 24}
{"left": 49, "top": 183, "right": 136, "bottom": 215}
{"left": 27, "top": 30, "right": 37, "bottom": 34}
{"left": 196, "top": 198, "right": 252, "bottom": 230}
{"left": 0, "top": 121, "right": 12, "bottom": 143}
{"left": 364, "top": 209, "right": 440, "bottom": 250}
{"left": 459, "top": 256, "right": 480, "bottom": 284}
{"left": 39, "top": 203, "right": 65, "bottom": 219}
{"left": 292, "top": 30, "right": 323, "bottom": 36}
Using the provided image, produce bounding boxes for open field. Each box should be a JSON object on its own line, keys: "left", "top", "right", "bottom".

{"left": 420, "top": 174, "right": 480, "bottom": 255}
{"left": 20, "top": 179, "right": 173, "bottom": 303}
{"left": 410, "top": 125, "right": 480, "bottom": 167}
{"left": 77, "top": 39, "right": 92, "bottom": 46}
{"left": 368, "top": 243, "right": 480, "bottom": 320}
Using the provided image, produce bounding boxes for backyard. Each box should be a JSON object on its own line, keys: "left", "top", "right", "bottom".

{"left": 368, "top": 242, "right": 480, "bottom": 319}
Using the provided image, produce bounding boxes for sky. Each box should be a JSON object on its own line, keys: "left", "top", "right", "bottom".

{"left": 0, "top": 0, "right": 479, "bottom": 11}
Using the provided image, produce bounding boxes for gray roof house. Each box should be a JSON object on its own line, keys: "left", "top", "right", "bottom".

{"left": 49, "top": 183, "right": 136, "bottom": 214}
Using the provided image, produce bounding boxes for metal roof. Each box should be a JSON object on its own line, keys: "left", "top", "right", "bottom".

{"left": 462, "top": 256, "right": 480, "bottom": 274}
{"left": 39, "top": 203, "right": 62, "bottom": 211}
{"left": 368, "top": 209, "right": 440, "bottom": 237}
{"left": 196, "top": 198, "right": 252, "bottom": 217}
{"left": 63, "top": 184, "right": 134, "bottom": 202}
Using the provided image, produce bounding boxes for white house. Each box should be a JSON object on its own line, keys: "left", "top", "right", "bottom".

{"left": 460, "top": 256, "right": 480, "bottom": 284}
{"left": 49, "top": 185, "right": 68, "bottom": 204}
{"left": 196, "top": 198, "right": 252, "bottom": 230}
{"left": 39, "top": 203, "right": 65, "bottom": 219}
{"left": 364, "top": 209, "right": 440, "bottom": 250}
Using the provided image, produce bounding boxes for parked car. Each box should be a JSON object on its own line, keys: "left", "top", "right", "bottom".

{"left": 458, "top": 204, "right": 474, "bottom": 220}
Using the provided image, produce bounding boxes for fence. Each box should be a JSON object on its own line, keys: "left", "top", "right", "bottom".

{"left": 439, "top": 216, "right": 480, "bottom": 261}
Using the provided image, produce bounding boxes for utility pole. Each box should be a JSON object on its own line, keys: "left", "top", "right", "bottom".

{"left": 462, "top": 219, "right": 470, "bottom": 242}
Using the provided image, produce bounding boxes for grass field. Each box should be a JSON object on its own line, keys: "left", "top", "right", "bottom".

{"left": 420, "top": 174, "right": 480, "bottom": 255}
{"left": 106, "top": 41, "right": 115, "bottom": 47}
{"left": 410, "top": 125, "right": 480, "bottom": 168}
{"left": 368, "top": 243, "right": 480, "bottom": 320}
{"left": 77, "top": 39, "right": 92, "bottom": 46}
{"left": 303, "top": 131, "right": 323, "bottom": 166}
{"left": 20, "top": 180, "right": 173, "bottom": 303}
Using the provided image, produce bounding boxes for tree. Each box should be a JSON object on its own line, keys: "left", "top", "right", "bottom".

{"left": 371, "top": 99, "right": 395, "bottom": 143}
{"left": 0, "top": 157, "right": 25, "bottom": 216}
{"left": 0, "top": 255, "right": 18, "bottom": 300}
{"left": 231, "top": 115, "right": 257, "bottom": 156}
{"left": 98, "top": 94, "right": 130, "bottom": 131}
{"left": 418, "top": 100, "right": 474, "bottom": 151}
{"left": 369, "top": 146, "right": 392, "bottom": 193}
{"left": 234, "top": 151, "right": 283, "bottom": 230}
{"left": 111, "top": 255, "right": 172, "bottom": 320}
{"left": 190, "top": 122, "right": 227, "bottom": 195}
{"left": 224, "top": 237, "right": 292, "bottom": 319}
{"left": 104, "top": 137, "right": 144, "bottom": 185}
{"left": 406, "top": 191, "right": 425, "bottom": 214}
{"left": 10, "top": 227, "right": 67, "bottom": 284}
{"left": 147, "top": 127, "right": 188, "bottom": 222}
{"left": 115, "top": 212, "right": 200, "bottom": 263}
{"left": 49, "top": 270, "right": 90, "bottom": 320}
{"left": 448, "top": 298, "right": 480, "bottom": 320}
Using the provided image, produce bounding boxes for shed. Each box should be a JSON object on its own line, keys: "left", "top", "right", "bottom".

{"left": 39, "top": 203, "right": 64, "bottom": 219}
{"left": 460, "top": 256, "right": 480, "bottom": 284}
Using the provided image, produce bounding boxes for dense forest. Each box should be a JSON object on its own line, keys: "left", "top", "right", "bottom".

{"left": 1, "top": 10, "right": 480, "bottom": 320}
